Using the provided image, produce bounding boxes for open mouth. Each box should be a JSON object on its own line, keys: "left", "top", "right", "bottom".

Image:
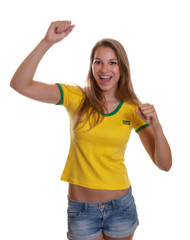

{"left": 99, "top": 75, "right": 112, "bottom": 82}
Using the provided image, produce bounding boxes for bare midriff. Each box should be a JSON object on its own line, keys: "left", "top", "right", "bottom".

{"left": 68, "top": 183, "right": 130, "bottom": 203}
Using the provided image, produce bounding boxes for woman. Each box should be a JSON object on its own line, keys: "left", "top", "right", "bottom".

{"left": 10, "top": 21, "right": 172, "bottom": 240}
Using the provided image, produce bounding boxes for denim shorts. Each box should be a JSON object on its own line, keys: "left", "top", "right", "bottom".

{"left": 67, "top": 186, "right": 139, "bottom": 240}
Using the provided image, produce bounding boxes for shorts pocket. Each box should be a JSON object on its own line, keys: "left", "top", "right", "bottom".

{"left": 117, "top": 197, "right": 137, "bottom": 217}
{"left": 67, "top": 209, "right": 83, "bottom": 220}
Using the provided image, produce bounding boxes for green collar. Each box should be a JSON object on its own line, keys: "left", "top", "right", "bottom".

{"left": 100, "top": 100, "right": 124, "bottom": 117}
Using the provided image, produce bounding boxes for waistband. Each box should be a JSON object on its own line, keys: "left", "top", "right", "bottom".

{"left": 67, "top": 186, "right": 132, "bottom": 211}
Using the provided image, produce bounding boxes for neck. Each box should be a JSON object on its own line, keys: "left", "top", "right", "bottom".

{"left": 102, "top": 91, "right": 118, "bottom": 102}
{"left": 104, "top": 95, "right": 120, "bottom": 103}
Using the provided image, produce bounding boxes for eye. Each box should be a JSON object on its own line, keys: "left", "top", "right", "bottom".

{"left": 110, "top": 61, "right": 117, "bottom": 65}
{"left": 94, "top": 60, "right": 102, "bottom": 65}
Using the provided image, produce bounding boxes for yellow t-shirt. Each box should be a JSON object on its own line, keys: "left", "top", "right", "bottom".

{"left": 56, "top": 83, "right": 149, "bottom": 190}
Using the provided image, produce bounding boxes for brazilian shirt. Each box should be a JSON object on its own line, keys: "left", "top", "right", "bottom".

{"left": 56, "top": 83, "right": 149, "bottom": 190}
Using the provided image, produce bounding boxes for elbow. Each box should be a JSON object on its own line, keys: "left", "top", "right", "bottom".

{"left": 10, "top": 82, "right": 16, "bottom": 91}
{"left": 10, "top": 78, "right": 23, "bottom": 93}
{"left": 10, "top": 78, "right": 18, "bottom": 91}
{"left": 155, "top": 157, "right": 172, "bottom": 172}
{"left": 159, "top": 161, "right": 172, "bottom": 172}
{"left": 162, "top": 164, "right": 172, "bottom": 172}
{"left": 164, "top": 154, "right": 173, "bottom": 172}
{"left": 10, "top": 79, "right": 14, "bottom": 88}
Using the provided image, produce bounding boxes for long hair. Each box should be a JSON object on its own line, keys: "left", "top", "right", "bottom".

{"left": 72, "top": 38, "right": 140, "bottom": 130}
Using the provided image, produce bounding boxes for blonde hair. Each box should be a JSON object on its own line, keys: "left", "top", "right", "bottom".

{"left": 73, "top": 38, "right": 140, "bottom": 130}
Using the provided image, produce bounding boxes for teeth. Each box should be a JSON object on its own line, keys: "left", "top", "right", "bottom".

{"left": 100, "top": 76, "right": 111, "bottom": 79}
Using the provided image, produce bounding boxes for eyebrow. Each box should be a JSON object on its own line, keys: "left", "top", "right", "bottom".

{"left": 94, "top": 58, "right": 118, "bottom": 61}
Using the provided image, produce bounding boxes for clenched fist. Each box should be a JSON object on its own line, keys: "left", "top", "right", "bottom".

{"left": 135, "top": 103, "right": 161, "bottom": 130}
{"left": 44, "top": 21, "right": 75, "bottom": 44}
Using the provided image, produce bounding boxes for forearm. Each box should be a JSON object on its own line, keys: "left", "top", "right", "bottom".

{"left": 153, "top": 125, "right": 172, "bottom": 171}
{"left": 10, "top": 39, "right": 53, "bottom": 92}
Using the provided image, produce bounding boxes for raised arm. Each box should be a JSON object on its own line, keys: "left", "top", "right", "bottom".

{"left": 10, "top": 21, "right": 75, "bottom": 104}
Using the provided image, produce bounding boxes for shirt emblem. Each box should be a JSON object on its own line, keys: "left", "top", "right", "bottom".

{"left": 123, "top": 120, "right": 130, "bottom": 125}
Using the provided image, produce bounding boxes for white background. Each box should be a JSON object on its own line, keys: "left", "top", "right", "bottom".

{"left": 1, "top": 0, "right": 190, "bottom": 239}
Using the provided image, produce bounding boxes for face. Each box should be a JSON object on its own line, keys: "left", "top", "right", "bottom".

{"left": 92, "top": 46, "right": 121, "bottom": 97}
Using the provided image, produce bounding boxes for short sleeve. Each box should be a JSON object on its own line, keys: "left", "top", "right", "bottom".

{"left": 132, "top": 105, "right": 149, "bottom": 133}
{"left": 56, "top": 83, "right": 64, "bottom": 105}
{"left": 55, "top": 83, "right": 84, "bottom": 114}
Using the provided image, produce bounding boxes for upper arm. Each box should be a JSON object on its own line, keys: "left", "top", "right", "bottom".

{"left": 138, "top": 126, "right": 156, "bottom": 163}
{"left": 11, "top": 80, "right": 61, "bottom": 104}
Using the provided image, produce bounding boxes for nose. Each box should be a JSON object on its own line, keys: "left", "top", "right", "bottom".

{"left": 100, "top": 63, "right": 109, "bottom": 72}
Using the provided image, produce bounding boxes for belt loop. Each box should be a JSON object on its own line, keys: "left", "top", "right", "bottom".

{"left": 84, "top": 203, "right": 88, "bottom": 211}
{"left": 111, "top": 200, "right": 116, "bottom": 210}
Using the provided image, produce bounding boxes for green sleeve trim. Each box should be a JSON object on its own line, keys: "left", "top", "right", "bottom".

{"left": 55, "top": 83, "right": 64, "bottom": 105}
{"left": 135, "top": 123, "right": 149, "bottom": 133}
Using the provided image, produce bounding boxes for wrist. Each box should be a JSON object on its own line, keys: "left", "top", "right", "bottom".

{"left": 152, "top": 124, "right": 163, "bottom": 133}
{"left": 41, "top": 38, "right": 54, "bottom": 49}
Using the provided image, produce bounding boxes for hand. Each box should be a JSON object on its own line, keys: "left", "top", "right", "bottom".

{"left": 135, "top": 103, "right": 161, "bottom": 130}
{"left": 44, "top": 21, "right": 75, "bottom": 44}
